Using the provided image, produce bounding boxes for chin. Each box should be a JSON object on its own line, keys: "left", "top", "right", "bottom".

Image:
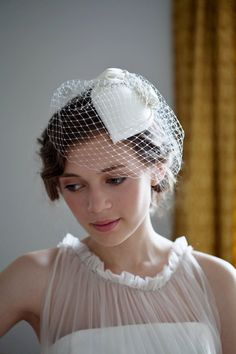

{"left": 89, "top": 232, "right": 131, "bottom": 248}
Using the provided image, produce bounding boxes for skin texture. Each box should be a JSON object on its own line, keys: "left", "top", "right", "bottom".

{"left": 58, "top": 138, "right": 170, "bottom": 272}
{"left": 0, "top": 247, "right": 59, "bottom": 339}
{"left": 0, "top": 138, "right": 236, "bottom": 353}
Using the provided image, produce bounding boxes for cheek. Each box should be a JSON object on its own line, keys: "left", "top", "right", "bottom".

{"left": 124, "top": 180, "right": 151, "bottom": 211}
{"left": 63, "top": 193, "right": 86, "bottom": 219}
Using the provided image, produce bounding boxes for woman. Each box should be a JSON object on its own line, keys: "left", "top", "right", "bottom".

{"left": 0, "top": 68, "right": 235, "bottom": 353}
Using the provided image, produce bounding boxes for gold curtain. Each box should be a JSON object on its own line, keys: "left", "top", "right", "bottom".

{"left": 172, "top": 0, "right": 236, "bottom": 265}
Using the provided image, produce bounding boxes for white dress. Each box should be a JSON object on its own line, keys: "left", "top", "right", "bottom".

{"left": 40, "top": 234, "right": 222, "bottom": 354}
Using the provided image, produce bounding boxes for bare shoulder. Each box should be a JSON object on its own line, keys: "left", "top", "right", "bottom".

{"left": 20, "top": 246, "right": 59, "bottom": 274}
{"left": 0, "top": 247, "right": 59, "bottom": 337}
{"left": 193, "top": 250, "right": 236, "bottom": 353}
{"left": 2, "top": 247, "right": 60, "bottom": 311}
{"left": 193, "top": 250, "right": 236, "bottom": 288}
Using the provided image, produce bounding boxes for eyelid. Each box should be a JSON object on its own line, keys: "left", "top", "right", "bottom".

{"left": 59, "top": 175, "right": 127, "bottom": 187}
{"left": 106, "top": 175, "right": 126, "bottom": 179}
{"left": 60, "top": 177, "right": 84, "bottom": 185}
{"left": 64, "top": 183, "right": 84, "bottom": 192}
{"left": 106, "top": 176, "right": 127, "bottom": 184}
{"left": 59, "top": 178, "right": 84, "bottom": 191}
{"left": 105, "top": 172, "right": 128, "bottom": 178}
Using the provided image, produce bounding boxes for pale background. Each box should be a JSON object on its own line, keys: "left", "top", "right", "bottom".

{"left": 0, "top": 0, "right": 173, "bottom": 352}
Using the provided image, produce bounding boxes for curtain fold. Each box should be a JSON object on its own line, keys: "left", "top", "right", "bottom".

{"left": 172, "top": 0, "right": 236, "bottom": 265}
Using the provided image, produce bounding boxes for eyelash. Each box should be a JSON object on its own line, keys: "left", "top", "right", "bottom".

{"left": 107, "top": 177, "right": 127, "bottom": 185}
{"left": 63, "top": 177, "right": 127, "bottom": 192}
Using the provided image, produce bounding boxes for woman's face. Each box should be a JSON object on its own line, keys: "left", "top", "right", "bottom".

{"left": 59, "top": 137, "right": 154, "bottom": 248}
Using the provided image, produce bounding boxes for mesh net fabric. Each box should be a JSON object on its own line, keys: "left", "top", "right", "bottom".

{"left": 47, "top": 68, "right": 184, "bottom": 181}
{"left": 40, "top": 235, "right": 222, "bottom": 354}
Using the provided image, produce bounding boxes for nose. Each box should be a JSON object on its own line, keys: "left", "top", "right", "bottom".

{"left": 87, "top": 187, "right": 112, "bottom": 213}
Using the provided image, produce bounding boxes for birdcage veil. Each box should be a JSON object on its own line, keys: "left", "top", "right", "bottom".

{"left": 47, "top": 68, "right": 184, "bottom": 182}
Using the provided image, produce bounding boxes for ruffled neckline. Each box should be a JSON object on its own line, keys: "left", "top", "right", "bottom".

{"left": 58, "top": 234, "right": 192, "bottom": 291}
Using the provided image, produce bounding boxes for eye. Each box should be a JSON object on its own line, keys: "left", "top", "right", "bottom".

{"left": 64, "top": 184, "right": 83, "bottom": 192}
{"left": 106, "top": 177, "right": 127, "bottom": 185}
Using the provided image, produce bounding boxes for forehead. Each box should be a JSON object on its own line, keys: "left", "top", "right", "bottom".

{"left": 64, "top": 135, "right": 144, "bottom": 173}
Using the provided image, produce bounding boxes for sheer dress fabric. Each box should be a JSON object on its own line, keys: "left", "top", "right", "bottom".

{"left": 40, "top": 234, "right": 222, "bottom": 354}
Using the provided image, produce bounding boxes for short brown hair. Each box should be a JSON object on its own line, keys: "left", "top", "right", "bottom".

{"left": 37, "top": 92, "right": 176, "bottom": 202}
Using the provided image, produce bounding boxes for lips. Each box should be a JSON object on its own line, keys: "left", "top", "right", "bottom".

{"left": 93, "top": 219, "right": 118, "bottom": 225}
{"left": 91, "top": 218, "right": 120, "bottom": 232}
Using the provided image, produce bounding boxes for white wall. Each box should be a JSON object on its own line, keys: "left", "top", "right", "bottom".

{"left": 0, "top": 0, "right": 173, "bottom": 352}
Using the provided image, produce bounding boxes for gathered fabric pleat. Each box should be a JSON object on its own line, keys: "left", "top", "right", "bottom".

{"left": 40, "top": 234, "right": 222, "bottom": 354}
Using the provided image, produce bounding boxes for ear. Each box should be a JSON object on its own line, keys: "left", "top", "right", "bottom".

{"left": 151, "top": 163, "right": 166, "bottom": 186}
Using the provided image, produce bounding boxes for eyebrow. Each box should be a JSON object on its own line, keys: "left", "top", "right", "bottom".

{"left": 60, "top": 164, "right": 126, "bottom": 178}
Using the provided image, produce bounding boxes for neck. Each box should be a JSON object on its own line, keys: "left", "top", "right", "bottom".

{"left": 83, "top": 215, "right": 172, "bottom": 275}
